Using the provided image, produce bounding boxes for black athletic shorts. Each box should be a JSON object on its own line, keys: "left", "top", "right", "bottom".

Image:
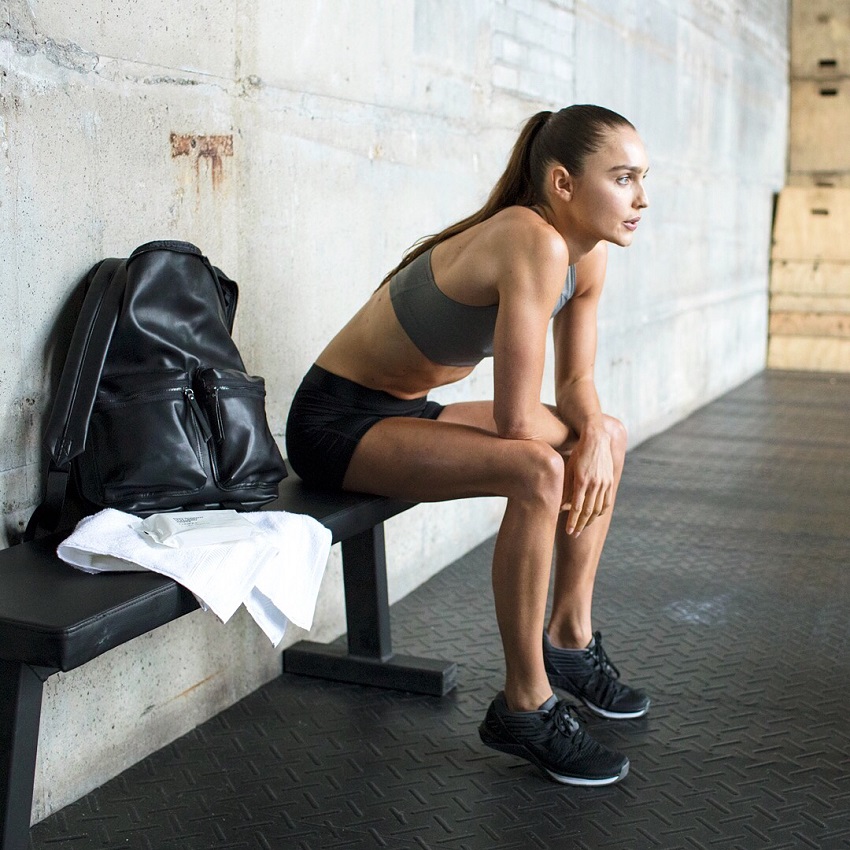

{"left": 285, "top": 364, "right": 444, "bottom": 490}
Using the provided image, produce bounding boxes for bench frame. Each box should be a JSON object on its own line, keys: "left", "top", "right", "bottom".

{"left": 283, "top": 522, "right": 456, "bottom": 693}
{"left": 0, "top": 475, "right": 456, "bottom": 850}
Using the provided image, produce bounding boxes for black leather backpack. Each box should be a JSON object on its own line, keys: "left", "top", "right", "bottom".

{"left": 26, "top": 240, "right": 287, "bottom": 538}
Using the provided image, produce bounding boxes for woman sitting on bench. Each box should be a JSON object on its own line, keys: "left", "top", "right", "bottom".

{"left": 286, "top": 104, "right": 650, "bottom": 786}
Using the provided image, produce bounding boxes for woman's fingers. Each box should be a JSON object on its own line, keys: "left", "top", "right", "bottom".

{"left": 566, "top": 482, "right": 611, "bottom": 536}
{"left": 593, "top": 487, "right": 610, "bottom": 517}
{"left": 561, "top": 437, "right": 615, "bottom": 536}
{"left": 567, "top": 482, "right": 594, "bottom": 535}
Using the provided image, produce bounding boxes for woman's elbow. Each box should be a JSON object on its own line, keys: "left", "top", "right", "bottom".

{"left": 494, "top": 414, "right": 536, "bottom": 441}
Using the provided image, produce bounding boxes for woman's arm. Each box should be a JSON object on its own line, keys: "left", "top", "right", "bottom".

{"left": 491, "top": 228, "right": 573, "bottom": 449}
{"left": 552, "top": 242, "right": 611, "bottom": 535}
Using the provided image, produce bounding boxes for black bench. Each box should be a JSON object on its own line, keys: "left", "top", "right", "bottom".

{"left": 0, "top": 475, "right": 457, "bottom": 850}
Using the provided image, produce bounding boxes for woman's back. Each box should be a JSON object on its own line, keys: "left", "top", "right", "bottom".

{"left": 315, "top": 206, "right": 569, "bottom": 397}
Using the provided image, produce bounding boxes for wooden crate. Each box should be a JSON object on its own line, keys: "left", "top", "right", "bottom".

{"left": 789, "top": 80, "right": 850, "bottom": 173}
{"left": 791, "top": 0, "right": 850, "bottom": 77}
{"left": 787, "top": 170, "right": 850, "bottom": 188}
{"left": 770, "top": 259, "right": 850, "bottom": 295}
{"left": 771, "top": 187, "right": 850, "bottom": 261}
{"left": 769, "top": 312, "right": 850, "bottom": 336}
{"left": 771, "top": 293, "right": 850, "bottom": 313}
{"left": 778, "top": 4, "right": 850, "bottom": 373}
{"left": 768, "top": 335, "right": 850, "bottom": 371}
{"left": 768, "top": 254, "right": 850, "bottom": 373}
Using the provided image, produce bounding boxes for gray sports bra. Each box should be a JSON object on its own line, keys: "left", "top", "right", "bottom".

{"left": 389, "top": 247, "right": 576, "bottom": 367}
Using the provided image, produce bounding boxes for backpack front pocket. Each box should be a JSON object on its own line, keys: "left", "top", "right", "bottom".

{"left": 82, "top": 371, "right": 210, "bottom": 504}
{"left": 196, "top": 367, "right": 286, "bottom": 491}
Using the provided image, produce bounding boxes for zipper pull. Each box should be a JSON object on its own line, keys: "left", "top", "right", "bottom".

{"left": 211, "top": 388, "right": 225, "bottom": 442}
{"left": 184, "top": 388, "right": 213, "bottom": 442}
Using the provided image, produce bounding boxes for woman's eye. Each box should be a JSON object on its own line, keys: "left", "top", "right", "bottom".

{"left": 616, "top": 175, "right": 631, "bottom": 185}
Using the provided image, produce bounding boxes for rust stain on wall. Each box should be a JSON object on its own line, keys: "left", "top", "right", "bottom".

{"left": 170, "top": 133, "right": 233, "bottom": 189}
{"left": 140, "top": 671, "right": 221, "bottom": 716}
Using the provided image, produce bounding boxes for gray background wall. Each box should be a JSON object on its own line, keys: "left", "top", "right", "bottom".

{"left": 1, "top": 0, "right": 788, "bottom": 823}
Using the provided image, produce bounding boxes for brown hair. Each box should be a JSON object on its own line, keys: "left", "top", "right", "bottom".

{"left": 379, "top": 104, "right": 635, "bottom": 286}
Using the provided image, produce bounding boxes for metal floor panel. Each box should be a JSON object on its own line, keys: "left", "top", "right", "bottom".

{"left": 30, "top": 371, "right": 850, "bottom": 850}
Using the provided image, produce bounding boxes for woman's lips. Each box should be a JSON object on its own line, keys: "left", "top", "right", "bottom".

{"left": 623, "top": 218, "right": 640, "bottom": 231}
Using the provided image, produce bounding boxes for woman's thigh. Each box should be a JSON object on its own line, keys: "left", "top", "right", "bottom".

{"left": 342, "top": 414, "right": 562, "bottom": 504}
{"left": 438, "top": 400, "right": 577, "bottom": 449}
{"left": 437, "top": 400, "right": 498, "bottom": 432}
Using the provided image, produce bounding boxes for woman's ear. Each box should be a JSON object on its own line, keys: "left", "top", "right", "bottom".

{"left": 550, "top": 165, "right": 573, "bottom": 201}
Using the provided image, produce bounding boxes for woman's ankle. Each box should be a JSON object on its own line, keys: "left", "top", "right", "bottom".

{"left": 545, "top": 622, "right": 592, "bottom": 650}
{"left": 503, "top": 685, "right": 555, "bottom": 713}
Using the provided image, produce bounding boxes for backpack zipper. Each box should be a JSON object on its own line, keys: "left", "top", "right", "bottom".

{"left": 183, "top": 388, "right": 213, "bottom": 442}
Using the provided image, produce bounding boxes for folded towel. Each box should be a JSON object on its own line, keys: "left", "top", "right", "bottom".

{"left": 57, "top": 509, "right": 332, "bottom": 646}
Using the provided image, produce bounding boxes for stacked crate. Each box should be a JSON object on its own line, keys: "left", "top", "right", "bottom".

{"left": 769, "top": 1, "right": 850, "bottom": 371}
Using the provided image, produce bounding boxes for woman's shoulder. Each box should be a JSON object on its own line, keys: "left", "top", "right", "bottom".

{"left": 480, "top": 206, "right": 569, "bottom": 262}
{"left": 444, "top": 207, "right": 567, "bottom": 304}
{"left": 433, "top": 206, "right": 568, "bottom": 298}
{"left": 484, "top": 207, "right": 570, "bottom": 270}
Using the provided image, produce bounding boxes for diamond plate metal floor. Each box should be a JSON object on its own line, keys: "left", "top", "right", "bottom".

{"left": 30, "top": 370, "right": 850, "bottom": 850}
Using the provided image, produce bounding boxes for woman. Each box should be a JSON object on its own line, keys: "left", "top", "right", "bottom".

{"left": 286, "top": 105, "right": 650, "bottom": 786}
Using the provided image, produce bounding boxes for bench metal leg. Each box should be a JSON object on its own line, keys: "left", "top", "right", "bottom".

{"left": 0, "top": 661, "right": 52, "bottom": 850}
{"left": 283, "top": 523, "right": 457, "bottom": 696}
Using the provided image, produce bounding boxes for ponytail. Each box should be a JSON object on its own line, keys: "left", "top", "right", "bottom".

{"left": 483, "top": 110, "right": 553, "bottom": 212}
{"left": 379, "top": 105, "right": 633, "bottom": 287}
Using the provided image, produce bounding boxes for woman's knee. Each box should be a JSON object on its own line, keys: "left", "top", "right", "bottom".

{"left": 603, "top": 415, "right": 628, "bottom": 468}
{"left": 509, "top": 440, "right": 564, "bottom": 508}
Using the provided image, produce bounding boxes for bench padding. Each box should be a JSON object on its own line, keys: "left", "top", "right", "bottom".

{"left": 0, "top": 476, "right": 413, "bottom": 672}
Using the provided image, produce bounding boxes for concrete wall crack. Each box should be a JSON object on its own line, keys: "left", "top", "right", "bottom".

{"left": 2, "top": 0, "right": 99, "bottom": 73}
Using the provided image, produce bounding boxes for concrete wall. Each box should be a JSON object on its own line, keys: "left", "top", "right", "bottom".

{"left": 0, "top": 0, "right": 788, "bottom": 823}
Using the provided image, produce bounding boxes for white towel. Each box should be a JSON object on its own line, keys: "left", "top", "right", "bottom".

{"left": 57, "top": 508, "right": 332, "bottom": 647}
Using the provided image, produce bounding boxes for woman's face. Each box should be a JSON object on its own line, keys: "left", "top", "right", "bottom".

{"left": 567, "top": 126, "right": 649, "bottom": 247}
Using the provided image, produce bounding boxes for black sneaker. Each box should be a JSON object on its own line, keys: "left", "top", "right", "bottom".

{"left": 543, "top": 631, "right": 650, "bottom": 720}
{"left": 478, "top": 692, "right": 629, "bottom": 785}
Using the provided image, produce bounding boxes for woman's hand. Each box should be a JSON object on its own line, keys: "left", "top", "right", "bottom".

{"left": 561, "top": 426, "right": 613, "bottom": 536}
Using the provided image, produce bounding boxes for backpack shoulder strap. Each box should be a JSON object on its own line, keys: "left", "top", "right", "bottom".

{"left": 45, "top": 257, "right": 125, "bottom": 465}
{"left": 24, "top": 258, "right": 125, "bottom": 539}
{"left": 212, "top": 265, "right": 238, "bottom": 332}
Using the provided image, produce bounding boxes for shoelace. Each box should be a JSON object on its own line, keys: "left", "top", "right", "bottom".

{"left": 550, "top": 699, "right": 583, "bottom": 737}
{"left": 590, "top": 631, "right": 620, "bottom": 680}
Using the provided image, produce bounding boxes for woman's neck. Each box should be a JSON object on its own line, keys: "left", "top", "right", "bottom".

{"left": 529, "top": 202, "right": 598, "bottom": 265}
